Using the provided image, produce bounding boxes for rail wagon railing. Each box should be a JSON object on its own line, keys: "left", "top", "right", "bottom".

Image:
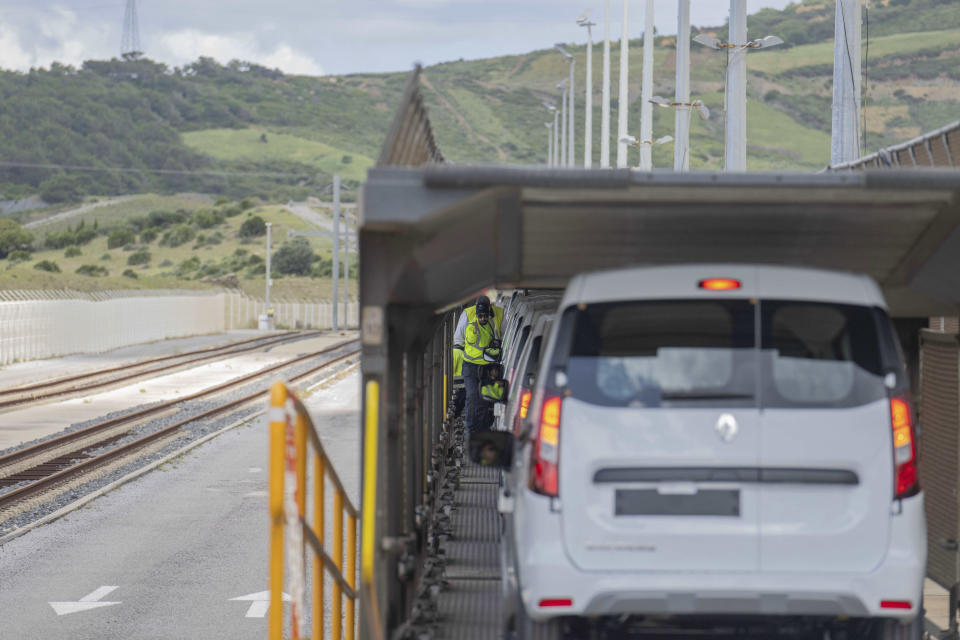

{"left": 268, "top": 382, "right": 359, "bottom": 640}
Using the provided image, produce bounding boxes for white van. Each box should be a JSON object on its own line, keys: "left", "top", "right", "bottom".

{"left": 491, "top": 264, "right": 926, "bottom": 640}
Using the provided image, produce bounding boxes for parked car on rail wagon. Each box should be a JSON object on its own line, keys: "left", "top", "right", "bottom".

{"left": 484, "top": 264, "right": 927, "bottom": 640}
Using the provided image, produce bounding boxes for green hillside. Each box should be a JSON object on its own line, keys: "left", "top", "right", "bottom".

{"left": 0, "top": 0, "right": 955, "bottom": 199}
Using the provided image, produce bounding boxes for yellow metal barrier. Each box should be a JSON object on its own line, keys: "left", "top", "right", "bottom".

{"left": 268, "top": 381, "right": 359, "bottom": 640}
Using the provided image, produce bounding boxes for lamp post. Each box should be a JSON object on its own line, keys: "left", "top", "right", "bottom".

{"left": 543, "top": 101, "right": 560, "bottom": 167}
{"left": 639, "top": 0, "right": 655, "bottom": 170}
{"left": 674, "top": 0, "right": 691, "bottom": 171}
{"left": 831, "top": 0, "right": 862, "bottom": 165}
{"left": 601, "top": 0, "right": 612, "bottom": 167}
{"left": 545, "top": 122, "right": 554, "bottom": 166}
{"left": 578, "top": 13, "right": 596, "bottom": 168}
{"left": 556, "top": 79, "right": 569, "bottom": 167}
{"left": 556, "top": 44, "right": 576, "bottom": 167}
{"left": 650, "top": 95, "right": 711, "bottom": 169}
{"left": 616, "top": 0, "right": 629, "bottom": 168}
{"left": 620, "top": 133, "right": 674, "bottom": 168}
{"left": 265, "top": 221, "right": 272, "bottom": 329}
{"left": 694, "top": 7, "right": 783, "bottom": 171}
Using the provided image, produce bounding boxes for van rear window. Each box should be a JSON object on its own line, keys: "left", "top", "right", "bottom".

{"left": 563, "top": 301, "right": 756, "bottom": 408}
{"left": 558, "top": 299, "right": 889, "bottom": 409}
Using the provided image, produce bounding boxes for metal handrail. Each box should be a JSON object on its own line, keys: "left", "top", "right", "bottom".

{"left": 268, "top": 381, "right": 359, "bottom": 640}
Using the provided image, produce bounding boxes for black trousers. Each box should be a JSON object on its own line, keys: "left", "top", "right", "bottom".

{"left": 462, "top": 362, "right": 483, "bottom": 432}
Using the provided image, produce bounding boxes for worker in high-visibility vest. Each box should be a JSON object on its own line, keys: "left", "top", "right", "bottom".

{"left": 462, "top": 297, "right": 502, "bottom": 432}
{"left": 451, "top": 345, "right": 465, "bottom": 419}
{"left": 452, "top": 295, "right": 502, "bottom": 422}
{"left": 477, "top": 364, "right": 507, "bottom": 431}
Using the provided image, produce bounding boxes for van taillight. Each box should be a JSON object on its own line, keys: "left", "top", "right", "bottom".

{"left": 513, "top": 389, "right": 532, "bottom": 435}
{"left": 519, "top": 391, "right": 532, "bottom": 419}
{"left": 529, "top": 394, "right": 562, "bottom": 497}
{"left": 891, "top": 396, "right": 919, "bottom": 499}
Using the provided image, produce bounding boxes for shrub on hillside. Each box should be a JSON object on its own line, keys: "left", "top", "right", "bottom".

{"left": 34, "top": 260, "right": 61, "bottom": 273}
{"left": 0, "top": 219, "right": 33, "bottom": 259}
{"left": 239, "top": 215, "right": 267, "bottom": 238}
{"left": 122, "top": 269, "right": 139, "bottom": 279}
{"left": 222, "top": 205, "right": 242, "bottom": 218}
{"left": 127, "top": 250, "right": 151, "bottom": 266}
{"left": 8, "top": 249, "right": 32, "bottom": 262}
{"left": 140, "top": 228, "right": 158, "bottom": 243}
{"left": 240, "top": 198, "right": 256, "bottom": 211}
{"left": 76, "top": 264, "right": 108, "bottom": 277}
{"left": 160, "top": 224, "right": 196, "bottom": 248}
{"left": 45, "top": 227, "right": 95, "bottom": 249}
{"left": 272, "top": 238, "right": 314, "bottom": 276}
{"left": 101, "top": 253, "right": 112, "bottom": 260}
{"left": 64, "top": 246, "right": 82, "bottom": 257}
{"left": 107, "top": 227, "right": 136, "bottom": 249}
{"left": 193, "top": 209, "right": 225, "bottom": 229}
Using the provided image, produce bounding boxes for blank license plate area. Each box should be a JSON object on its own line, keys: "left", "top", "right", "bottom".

{"left": 615, "top": 489, "right": 740, "bottom": 517}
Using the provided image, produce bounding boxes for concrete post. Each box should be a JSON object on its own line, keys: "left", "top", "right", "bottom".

{"left": 265, "top": 222, "right": 272, "bottom": 312}
{"left": 831, "top": 0, "right": 862, "bottom": 165}
{"left": 725, "top": 0, "right": 748, "bottom": 171}
{"left": 616, "top": 0, "right": 629, "bottom": 168}
{"left": 568, "top": 59, "right": 576, "bottom": 167}
{"left": 601, "top": 0, "right": 612, "bottom": 167}
{"left": 332, "top": 175, "right": 340, "bottom": 332}
{"left": 584, "top": 24, "right": 593, "bottom": 168}
{"left": 639, "top": 0, "right": 655, "bottom": 170}
{"left": 674, "top": 0, "right": 692, "bottom": 171}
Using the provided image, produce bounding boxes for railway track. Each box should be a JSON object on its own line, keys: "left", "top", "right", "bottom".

{"left": 0, "top": 338, "right": 360, "bottom": 516}
{"left": 0, "top": 330, "right": 325, "bottom": 411}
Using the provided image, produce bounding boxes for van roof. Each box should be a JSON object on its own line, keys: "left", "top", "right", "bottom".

{"left": 564, "top": 264, "right": 886, "bottom": 309}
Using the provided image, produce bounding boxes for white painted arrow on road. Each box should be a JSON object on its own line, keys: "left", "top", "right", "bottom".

{"left": 49, "top": 586, "right": 121, "bottom": 616}
{"left": 230, "top": 591, "right": 291, "bottom": 618}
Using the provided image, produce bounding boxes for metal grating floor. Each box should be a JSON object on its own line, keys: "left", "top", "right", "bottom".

{"left": 436, "top": 461, "right": 503, "bottom": 639}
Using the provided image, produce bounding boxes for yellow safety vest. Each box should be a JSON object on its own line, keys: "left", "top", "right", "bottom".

{"left": 453, "top": 346, "right": 465, "bottom": 380}
{"left": 464, "top": 318, "right": 500, "bottom": 365}
{"left": 464, "top": 304, "right": 503, "bottom": 337}
{"left": 481, "top": 381, "right": 505, "bottom": 402}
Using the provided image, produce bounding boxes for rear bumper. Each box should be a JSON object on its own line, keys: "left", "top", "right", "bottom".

{"left": 517, "top": 492, "right": 926, "bottom": 623}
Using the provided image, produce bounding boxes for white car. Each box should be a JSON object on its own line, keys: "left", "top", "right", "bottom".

{"left": 488, "top": 264, "right": 926, "bottom": 640}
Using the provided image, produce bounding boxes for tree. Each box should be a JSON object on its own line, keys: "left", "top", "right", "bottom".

{"left": 272, "top": 238, "right": 314, "bottom": 276}
{"left": 0, "top": 219, "right": 34, "bottom": 259}
{"left": 239, "top": 215, "right": 266, "bottom": 238}
{"left": 107, "top": 227, "right": 136, "bottom": 249}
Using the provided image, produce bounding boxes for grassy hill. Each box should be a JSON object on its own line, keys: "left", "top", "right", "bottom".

{"left": 0, "top": 194, "right": 357, "bottom": 299}
{"left": 0, "top": 0, "right": 957, "bottom": 294}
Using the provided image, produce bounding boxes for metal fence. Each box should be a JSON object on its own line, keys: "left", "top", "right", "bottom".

{"left": 826, "top": 119, "right": 960, "bottom": 171}
{"left": 224, "top": 291, "right": 358, "bottom": 331}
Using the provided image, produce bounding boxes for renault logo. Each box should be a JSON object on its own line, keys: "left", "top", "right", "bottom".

{"left": 715, "top": 414, "right": 738, "bottom": 443}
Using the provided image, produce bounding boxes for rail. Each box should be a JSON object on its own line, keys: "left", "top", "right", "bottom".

{"left": 268, "top": 381, "right": 360, "bottom": 640}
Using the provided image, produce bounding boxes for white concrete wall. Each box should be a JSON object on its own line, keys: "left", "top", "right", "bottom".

{"left": 0, "top": 291, "right": 225, "bottom": 366}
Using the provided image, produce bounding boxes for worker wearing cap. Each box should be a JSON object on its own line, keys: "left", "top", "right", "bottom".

{"left": 462, "top": 296, "right": 503, "bottom": 432}
{"left": 452, "top": 295, "right": 502, "bottom": 421}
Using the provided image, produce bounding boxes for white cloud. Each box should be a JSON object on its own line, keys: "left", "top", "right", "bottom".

{"left": 158, "top": 29, "right": 324, "bottom": 75}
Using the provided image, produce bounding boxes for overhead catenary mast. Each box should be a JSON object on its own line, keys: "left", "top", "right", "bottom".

{"left": 638, "top": 0, "right": 655, "bottom": 170}
{"left": 600, "top": 0, "right": 612, "bottom": 167}
{"left": 121, "top": 0, "right": 143, "bottom": 60}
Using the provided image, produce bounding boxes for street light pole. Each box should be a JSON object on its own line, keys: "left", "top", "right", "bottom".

{"left": 568, "top": 58, "right": 576, "bottom": 167}
{"left": 616, "top": 0, "right": 629, "bottom": 168}
{"left": 579, "top": 15, "right": 596, "bottom": 168}
{"left": 332, "top": 175, "right": 340, "bottom": 332}
{"left": 674, "top": 0, "right": 691, "bottom": 171}
{"left": 726, "top": 0, "right": 748, "bottom": 171}
{"left": 831, "top": 0, "right": 862, "bottom": 165}
{"left": 601, "top": 0, "right": 612, "bottom": 167}
{"left": 558, "top": 81, "right": 569, "bottom": 166}
{"left": 553, "top": 108, "right": 560, "bottom": 166}
{"left": 265, "top": 222, "right": 272, "bottom": 326}
{"left": 545, "top": 122, "right": 554, "bottom": 166}
{"left": 639, "top": 0, "right": 655, "bottom": 170}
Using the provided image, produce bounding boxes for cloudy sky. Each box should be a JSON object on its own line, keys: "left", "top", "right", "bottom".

{"left": 0, "top": 0, "right": 795, "bottom": 76}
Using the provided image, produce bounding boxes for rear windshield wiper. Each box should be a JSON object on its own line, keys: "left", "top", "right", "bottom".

{"left": 659, "top": 391, "right": 754, "bottom": 400}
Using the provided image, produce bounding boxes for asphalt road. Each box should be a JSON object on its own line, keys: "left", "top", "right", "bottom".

{"left": 0, "top": 371, "right": 360, "bottom": 640}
